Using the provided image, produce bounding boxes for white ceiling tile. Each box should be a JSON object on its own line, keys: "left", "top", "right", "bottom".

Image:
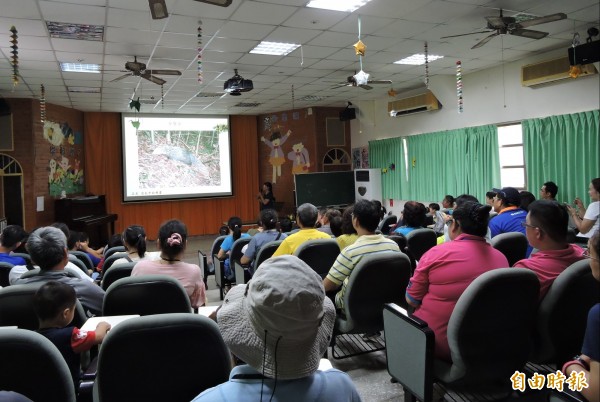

{"left": 229, "top": 1, "right": 298, "bottom": 25}
{"left": 0, "top": 18, "right": 48, "bottom": 36}
{"left": 39, "top": 1, "right": 107, "bottom": 25}
{"left": 264, "top": 27, "right": 322, "bottom": 44}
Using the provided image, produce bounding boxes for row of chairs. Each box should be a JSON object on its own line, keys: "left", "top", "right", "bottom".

{"left": 0, "top": 313, "right": 231, "bottom": 402}
{"left": 384, "top": 259, "right": 598, "bottom": 401}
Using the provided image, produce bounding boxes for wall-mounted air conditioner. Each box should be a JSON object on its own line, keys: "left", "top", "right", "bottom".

{"left": 388, "top": 90, "right": 442, "bottom": 117}
{"left": 521, "top": 56, "right": 597, "bottom": 87}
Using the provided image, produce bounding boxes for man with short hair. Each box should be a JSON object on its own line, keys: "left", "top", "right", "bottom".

{"left": 272, "top": 203, "right": 330, "bottom": 256}
{"left": 323, "top": 199, "right": 400, "bottom": 314}
{"left": 489, "top": 186, "right": 532, "bottom": 256}
{"left": 540, "top": 181, "right": 558, "bottom": 201}
{"left": 514, "top": 200, "right": 584, "bottom": 299}
{"left": 15, "top": 226, "right": 105, "bottom": 316}
{"left": 0, "top": 225, "right": 28, "bottom": 265}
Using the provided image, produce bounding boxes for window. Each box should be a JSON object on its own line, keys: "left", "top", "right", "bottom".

{"left": 497, "top": 124, "right": 526, "bottom": 189}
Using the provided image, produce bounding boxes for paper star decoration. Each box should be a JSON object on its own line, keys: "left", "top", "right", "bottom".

{"left": 353, "top": 39, "right": 366, "bottom": 56}
{"left": 353, "top": 70, "right": 370, "bottom": 86}
{"left": 388, "top": 88, "right": 397, "bottom": 97}
{"left": 129, "top": 97, "right": 141, "bottom": 112}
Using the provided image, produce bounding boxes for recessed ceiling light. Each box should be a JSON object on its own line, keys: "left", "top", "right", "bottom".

{"left": 394, "top": 54, "right": 444, "bottom": 66}
{"left": 299, "top": 95, "right": 323, "bottom": 101}
{"left": 250, "top": 41, "right": 300, "bottom": 56}
{"left": 60, "top": 63, "right": 101, "bottom": 73}
{"left": 68, "top": 86, "right": 101, "bottom": 93}
{"left": 306, "top": 0, "right": 373, "bottom": 12}
{"left": 234, "top": 102, "right": 261, "bottom": 107}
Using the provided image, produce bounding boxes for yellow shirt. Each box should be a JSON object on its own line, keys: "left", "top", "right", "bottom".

{"left": 272, "top": 228, "right": 331, "bottom": 256}
{"left": 336, "top": 234, "right": 358, "bottom": 250}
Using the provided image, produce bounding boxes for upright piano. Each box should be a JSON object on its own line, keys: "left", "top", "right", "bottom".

{"left": 55, "top": 195, "right": 118, "bottom": 248}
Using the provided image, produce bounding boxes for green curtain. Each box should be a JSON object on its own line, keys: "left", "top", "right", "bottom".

{"left": 405, "top": 125, "right": 500, "bottom": 202}
{"left": 523, "top": 110, "right": 599, "bottom": 204}
{"left": 368, "top": 137, "right": 408, "bottom": 200}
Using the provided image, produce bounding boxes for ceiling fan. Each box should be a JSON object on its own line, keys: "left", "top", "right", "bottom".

{"left": 441, "top": 9, "right": 567, "bottom": 49}
{"left": 110, "top": 56, "right": 182, "bottom": 85}
{"left": 332, "top": 74, "right": 392, "bottom": 90}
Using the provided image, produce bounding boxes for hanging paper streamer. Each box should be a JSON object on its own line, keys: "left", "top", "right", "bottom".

{"left": 424, "top": 42, "right": 429, "bottom": 89}
{"left": 456, "top": 61, "right": 463, "bottom": 114}
{"left": 352, "top": 15, "right": 369, "bottom": 85}
{"left": 10, "top": 26, "right": 19, "bottom": 87}
{"left": 161, "top": 84, "right": 164, "bottom": 108}
{"left": 197, "top": 21, "right": 203, "bottom": 84}
{"left": 40, "top": 84, "right": 46, "bottom": 123}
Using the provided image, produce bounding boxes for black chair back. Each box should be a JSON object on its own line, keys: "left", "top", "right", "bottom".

{"left": 101, "top": 262, "right": 136, "bottom": 291}
{"left": 103, "top": 246, "right": 126, "bottom": 259}
{"left": 68, "top": 251, "right": 94, "bottom": 271}
{"left": 95, "top": 314, "right": 230, "bottom": 402}
{"left": 0, "top": 328, "right": 76, "bottom": 402}
{"left": 405, "top": 228, "right": 437, "bottom": 261}
{"left": 293, "top": 238, "right": 340, "bottom": 278}
{"left": 101, "top": 252, "right": 128, "bottom": 274}
{"left": 532, "top": 259, "right": 599, "bottom": 364}
{"left": 379, "top": 215, "right": 398, "bottom": 235}
{"left": 102, "top": 274, "right": 191, "bottom": 316}
{"left": 491, "top": 232, "right": 529, "bottom": 266}
{"left": 0, "top": 261, "right": 15, "bottom": 287}
{"left": 67, "top": 255, "right": 90, "bottom": 276}
{"left": 254, "top": 240, "right": 284, "bottom": 269}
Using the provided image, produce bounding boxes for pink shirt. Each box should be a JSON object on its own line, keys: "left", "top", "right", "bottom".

{"left": 406, "top": 233, "right": 509, "bottom": 361}
{"left": 513, "top": 244, "right": 584, "bottom": 300}
{"left": 131, "top": 260, "right": 206, "bottom": 308}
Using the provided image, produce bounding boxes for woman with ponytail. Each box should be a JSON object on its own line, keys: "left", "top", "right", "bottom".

{"left": 132, "top": 219, "right": 206, "bottom": 308}
{"left": 405, "top": 201, "right": 509, "bottom": 362}
{"left": 217, "top": 216, "right": 251, "bottom": 280}
{"left": 111, "top": 225, "right": 159, "bottom": 268}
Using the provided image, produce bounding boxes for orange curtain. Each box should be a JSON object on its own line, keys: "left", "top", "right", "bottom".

{"left": 83, "top": 113, "right": 259, "bottom": 237}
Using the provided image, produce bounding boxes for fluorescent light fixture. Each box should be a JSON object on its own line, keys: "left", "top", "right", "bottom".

{"left": 306, "top": 0, "right": 372, "bottom": 12}
{"left": 60, "top": 63, "right": 101, "bottom": 73}
{"left": 250, "top": 41, "right": 301, "bottom": 56}
{"left": 68, "top": 86, "right": 101, "bottom": 93}
{"left": 299, "top": 95, "right": 323, "bottom": 101}
{"left": 46, "top": 21, "right": 104, "bottom": 41}
{"left": 394, "top": 54, "right": 444, "bottom": 66}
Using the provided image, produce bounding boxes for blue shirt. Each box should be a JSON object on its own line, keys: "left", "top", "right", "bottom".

{"left": 582, "top": 303, "right": 600, "bottom": 361}
{"left": 243, "top": 230, "right": 287, "bottom": 263}
{"left": 0, "top": 253, "right": 26, "bottom": 266}
{"left": 393, "top": 226, "right": 418, "bottom": 236}
{"left": 220, "top": 233, "right": 251, "bottom": 253}
{"left": 191, "top": 365, "right": 362, "bottom": 402}
{"left": 489, "top": 207, "right": 532, "bottom": 256}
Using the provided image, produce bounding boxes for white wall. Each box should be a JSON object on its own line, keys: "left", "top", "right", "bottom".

{"left": 351, "top": 48, "right": 600, "bottom": 147}
{"left": 350, "top": 48, "right": 600, "bottom": 216}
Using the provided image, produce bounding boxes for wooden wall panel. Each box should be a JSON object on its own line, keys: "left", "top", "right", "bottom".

{"left": 84, "top": 113, "right": 258, "bottom": 238}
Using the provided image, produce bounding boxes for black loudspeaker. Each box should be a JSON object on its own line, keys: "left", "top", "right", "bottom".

{"left": 568, "top": 41, "right": 600, "bottom": 65}
{"left": 339, "top": 108, "right": 356, "bottom": 121}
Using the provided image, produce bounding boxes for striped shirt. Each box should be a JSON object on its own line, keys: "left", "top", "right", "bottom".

{"left": 326, "top": 234, "right": 400, "bottom": 312}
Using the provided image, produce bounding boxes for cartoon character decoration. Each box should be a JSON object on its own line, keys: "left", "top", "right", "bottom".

{"left": 44, "top": 120, "right": 85, "bottom": 196}
{"left": 288, "top": 142, "right": 310, "bottom": 175}
{"left": 48, "top": 159, "right": 57, "bottom": 184}
{"left": 261, "top": 129, "right": 291, "bottom": 183}
{"left": 43, "top": 121, "right": 63, "bottom": 146}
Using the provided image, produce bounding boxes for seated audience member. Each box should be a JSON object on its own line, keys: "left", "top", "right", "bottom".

{"left": 406, "top": 202, "right": 508, "bottom": 362}
{"left": 192, "top": 255, "right": 361, "bottom": 402}
{"left": 393, "top": 201, "right": 427, "bottom": 236}
{"left": 428, "top": 203, "right": 445, "bottom": 236}
{"left": 273, "top": 203, "right": 330, "bottom": 256}
{"left": 279, "top": 217, "right": 293, "bottom": 233}
{"left": 514, "top": 200, "right": 585, "bottom": 299}
{"left": 110, "top": 225, "right": 159, "bottom": 269}
{"left": 519, "top": 191, "right": 536, "bottom": 211}
{"left": 373, "top": 199, "right": 387, "bottom": 222}
{"left": 489, "top": 187, "right": 532, "bottom": 256}
{"left": 9, "top": 223, "right": 95, "bottom": 285}
{"left": 132, "top": 219, "right": 206, "bottom": 308}
{"left": 330, "top": 215, "right": 343, "bottom": 238}
{"left": 317, "top": 209, "right": 341, "bottom": 236}
{"left": 33, "top": 281, "right": 110, "bottom": 388}
{"left": 15, "top": 226, "right": 105, "bottom": 316}
{"left": 540, "top": 181, "right": 558, "bottom": 201}
{"left": 485, "top": 191, "right": 496, "bottom": 208}
{"left": 239, "top": 209, "right": 287, "bottom": 272}
{"left": 217, "top": 216, "right": 251, "bottom": 281}
{"left": 0, "top": 225, "right": 28, "bottom": 265}
{"left": 441, "top": 195, "right": 455, "bottom": 214}
{"left": 95, "top": 234, "right": 124, "bottom": 272}
{"left": 323, "top": 200, "right": 400, "bottom": 315}
{"left": 76, "top": 232, "right": 102, "bottom": 267}
{"left": 567, "top": 177, "right": 600, "bottom": 239}
{"left": 335, "top": 205, "right": 358, "bottom": 250}
{"left": 562, "top": 233, "right": 599, "bottom": 402}
{"left": 440, "top": 194, "right": 481, "bottom": 244}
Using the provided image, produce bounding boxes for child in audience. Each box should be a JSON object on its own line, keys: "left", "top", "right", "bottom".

{"left": 33, "top": 281, "right": 110, "bottom": 388}
{"left": 76, "top": 232, "right": 102, "bottom": 267}
{"left": 0, "top": 225, "right": 28, "bottom": 265}
{"left": 428, "top": 203, "right": 445, "bottom": 236}
{"left": 110, "top": 225, "right": 159, "bottom": 268}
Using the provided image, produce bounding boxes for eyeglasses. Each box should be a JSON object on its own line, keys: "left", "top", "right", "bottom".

{"left": 520, "top": 221, "right": 540, "bottom": 230}
{"left": 446, "top": 219, "right": 454, "bottom": 226}
{"left": 583, "top": 249, "right": 598, "bottom": 261}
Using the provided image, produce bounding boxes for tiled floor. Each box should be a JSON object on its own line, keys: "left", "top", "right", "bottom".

{"left": 180, "top": 235, "right": 405, "bottom": 402}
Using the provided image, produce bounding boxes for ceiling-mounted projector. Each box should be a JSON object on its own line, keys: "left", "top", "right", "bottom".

{"left": 224, "top": 69, "right": 253, "bottom": 95}
{"left": 193, "top": 0, "right": 232, "bottom": 6}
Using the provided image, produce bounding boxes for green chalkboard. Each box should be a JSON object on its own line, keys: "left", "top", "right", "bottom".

{"left": 294, "top": 171, "right": 355, "bottom": 207}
